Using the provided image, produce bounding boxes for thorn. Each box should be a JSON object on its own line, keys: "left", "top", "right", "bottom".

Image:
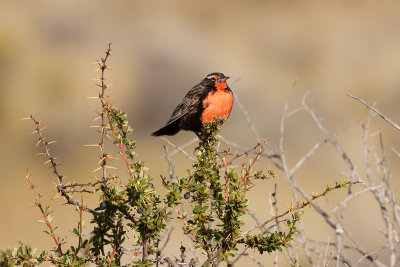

{"left": 35, "top": 139, "right": 43, "bottom": 147}
{"left": 47, "top": 140, "right": 57, "bottom": 145}
{"left": 83, "top": 144, "right": 100, "bottom": 147}
{"left": 86, "top": 96, "right": 100, "bottom": 100}
{"left": 97, "top": 157, "right": 107, "bottom": 165}
{"left": 284, "top": 201, "right": 290, "bottom": 210}
{"left": 105, "top": 166, "right": 117, "bottom": 170}
{"left": 21, "top": 117, "right": 31, "bottom": 120}
{"left": 92, "top": 167, "right": 102, "bottom": 172}
{"left": 35, "top": 152, "right": 46, "bottom": 156}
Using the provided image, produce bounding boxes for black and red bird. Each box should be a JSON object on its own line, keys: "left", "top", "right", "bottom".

{"left": 151, "top": 72, "right": 234, "bottom": 137}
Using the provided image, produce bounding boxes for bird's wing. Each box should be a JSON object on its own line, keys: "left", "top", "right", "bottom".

{"left": 163, "top": 83, "right": 207, "bottom": 126}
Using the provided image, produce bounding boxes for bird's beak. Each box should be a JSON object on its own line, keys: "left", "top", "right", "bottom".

{"left": 220, "top": 76, "right": 230, "bottom": 82}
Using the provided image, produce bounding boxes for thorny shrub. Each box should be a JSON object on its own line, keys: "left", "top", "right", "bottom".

{"left": 0, "top": 44, "right": 351, "bottom": 267}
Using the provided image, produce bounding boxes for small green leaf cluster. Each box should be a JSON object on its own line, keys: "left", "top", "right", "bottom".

{"left": 36, "top": 205, "right": 60, "bottom": 243}
{"left": 244, "top": 212, "right": 302, "bottom": 254}
{"left": 107, "top": 105, "right": 137, "bottom": 159}
{"left": 1, "top": 244, "right": 87, "bottom": 267}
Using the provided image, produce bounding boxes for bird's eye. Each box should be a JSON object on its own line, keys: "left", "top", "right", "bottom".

{"left": 207, "top": 75, "right": 220, "bottom": 80}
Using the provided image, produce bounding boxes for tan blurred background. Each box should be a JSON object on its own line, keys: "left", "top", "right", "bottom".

{"left": 1, "top": 1, "right": 400, "bottom": 265}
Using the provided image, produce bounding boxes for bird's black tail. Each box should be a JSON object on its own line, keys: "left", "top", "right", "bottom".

{"left": 151, "top": 121, "right": 180, "bottom": 136}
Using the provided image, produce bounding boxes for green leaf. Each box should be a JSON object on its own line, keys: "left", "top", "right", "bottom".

{"left": 193, "top": 205, "right": 201, "bottom": 214}
{"left": 72, "top": 228, "right": 79, "bottom": 235}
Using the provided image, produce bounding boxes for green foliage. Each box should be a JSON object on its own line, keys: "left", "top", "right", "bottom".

{"left": 0, "top": 108, "right": 304, "bottom": 266}
{"left": 86, "top": 104, "right": 177, "bottom": 266}
{"left": 159, "top": 119, "right": 298, "bottom": 264}
{"left": 1, "top": 106, "right": 303, "bottom": 266}
{"left": 244, "top": 212, "right": 301, "bottom": 254}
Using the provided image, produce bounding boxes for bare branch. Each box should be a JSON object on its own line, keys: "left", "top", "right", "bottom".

{"left": 29, "top": 115, "right": 100, "bottom": 215}
{"left": 233, "top": 91, "right": 261, "bottom": 143}
{"left": 165, "top": 137, "right": 198, "bottom": 158}
{"left": 163, "top": 144, "right": 176, "bottom": 180}
{"left": 347, "top": 93, "right": 400, "bottom": 131}
{"left": 26, "top": 169, "right": 63, "bottom": 255}
{"left": 96, "top": 42, "right": 113, "bottom": 181}
{"left": 162, "top": 137, "right": 195, "bottom": 161}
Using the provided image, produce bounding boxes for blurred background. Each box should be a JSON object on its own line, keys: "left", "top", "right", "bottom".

{"left": 1, "top": 0, "right": 400, "bottom": 265}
